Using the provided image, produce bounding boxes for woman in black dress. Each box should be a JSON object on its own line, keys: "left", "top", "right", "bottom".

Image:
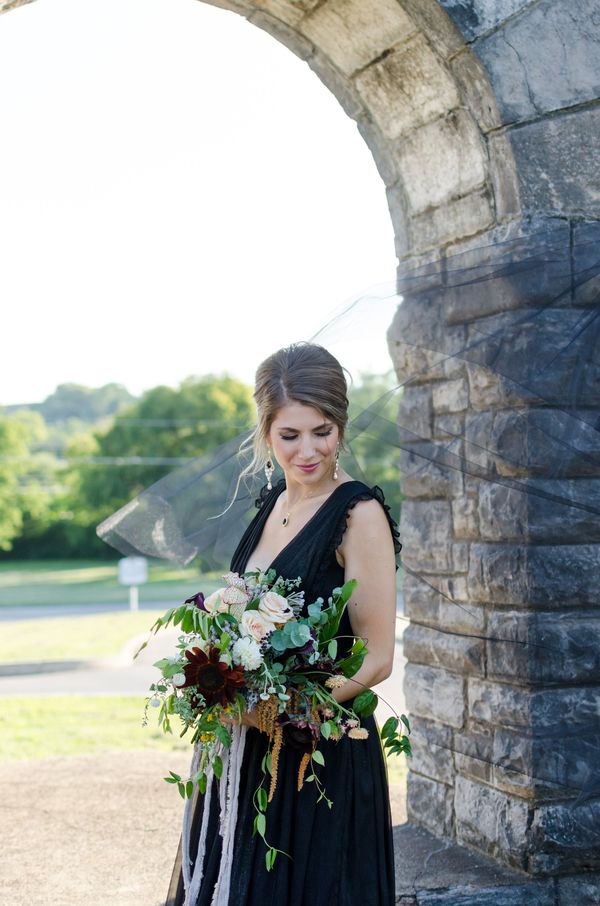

{"left": 166, "top": 341, "right": 401, "bottom": 906}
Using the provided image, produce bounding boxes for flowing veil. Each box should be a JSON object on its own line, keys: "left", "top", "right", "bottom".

{"left": 96, "top": 221, "right": 600, "bottom": 823}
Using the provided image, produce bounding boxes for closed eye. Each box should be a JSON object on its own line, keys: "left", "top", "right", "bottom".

{"left": 280, "top": 430, "right": 333, "bottom": 441}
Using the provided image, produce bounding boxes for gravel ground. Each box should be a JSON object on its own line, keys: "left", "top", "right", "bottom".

{"left": 0, "top": 750, "right": 406, "bottom": 906}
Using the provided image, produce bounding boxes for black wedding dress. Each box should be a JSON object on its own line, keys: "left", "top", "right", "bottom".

{"left": 165, "top": 477, "right": 401, "bottom": 906}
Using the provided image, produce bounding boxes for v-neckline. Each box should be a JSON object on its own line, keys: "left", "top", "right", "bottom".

{"left": 245, "top": 479, "right": 359, "bottom": 573}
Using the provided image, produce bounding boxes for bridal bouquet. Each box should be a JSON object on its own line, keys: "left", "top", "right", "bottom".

{"left": 140, "top": 568, "right": 411, "bottom": 871}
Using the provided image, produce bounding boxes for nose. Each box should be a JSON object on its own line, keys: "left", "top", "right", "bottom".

{"left": 298, "top": 435, "right": 317, "bottom": 460}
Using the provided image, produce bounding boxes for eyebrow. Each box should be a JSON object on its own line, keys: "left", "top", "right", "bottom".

{"left": 276, "top": 422, "right": 333, "bottom": 431}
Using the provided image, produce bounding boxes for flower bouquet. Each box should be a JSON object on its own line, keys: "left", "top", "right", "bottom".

{"left": 139, "top": 568, "right": 411, "bottom": 875}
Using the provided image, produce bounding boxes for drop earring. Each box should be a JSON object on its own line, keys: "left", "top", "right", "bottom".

{"left": 333, "top": 443, "right": 340, "bottom": 480}
{"left": 264, "top": 449, "right": 275, "bottom": 490}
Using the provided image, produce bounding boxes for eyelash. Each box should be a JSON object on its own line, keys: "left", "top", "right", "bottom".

{"left": 280, "top": 430, "right": 333, "bottom": 441}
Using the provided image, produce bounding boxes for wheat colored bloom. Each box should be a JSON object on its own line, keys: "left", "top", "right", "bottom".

{"left": 324, "top": 675, "right": 348, "bottom": 689}
{"left": 348, "top": 727, "right": 369, "bottom": 740}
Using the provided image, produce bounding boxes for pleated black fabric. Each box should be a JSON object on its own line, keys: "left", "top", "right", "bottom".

{"left": 165, "top": 478, "right": 400, "bottom": 906}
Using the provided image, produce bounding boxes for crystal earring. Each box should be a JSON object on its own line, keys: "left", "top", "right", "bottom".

{"left": 333, "top": 444, "right": 340, "bottom": 480}
{"left": 264, "top": 449, "right": 275, "bottom": 490}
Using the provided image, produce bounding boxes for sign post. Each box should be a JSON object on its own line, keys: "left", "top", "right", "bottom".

{"left": 118, "top": 556, "right": 148, "bottom": 612}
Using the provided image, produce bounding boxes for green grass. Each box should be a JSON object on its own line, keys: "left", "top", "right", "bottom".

{"left": 0, "top": 610, "right": 166, "bottom": 663}
{"left": 0, "top": 695, "right": 189, "bottom": 761}
{"left": 385, "top": 750, "right": 408, "bottom": 785}
{"left": 0, "top": 559, "right": 221, "bottom": 608}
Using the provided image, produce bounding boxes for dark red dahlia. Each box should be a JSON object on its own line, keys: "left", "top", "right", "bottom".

{"left": 180, "top": 646, "right": 245, "bottom": 707}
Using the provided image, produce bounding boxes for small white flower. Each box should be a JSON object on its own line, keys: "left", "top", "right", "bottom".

{"left": 150, "top": 697, "right": 161, "bottom": 707}
{"left": 172, "top": 673, "right": 186, "bottom": 686}
{"left": 232, "top": 636, "right": 263, "bottom": 670}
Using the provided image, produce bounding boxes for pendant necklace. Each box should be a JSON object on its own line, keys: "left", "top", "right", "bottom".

{"left": 281, "top": 484, "right": 333, "bottom": 527}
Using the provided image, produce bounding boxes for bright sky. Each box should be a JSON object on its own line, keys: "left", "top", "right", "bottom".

{"left": 0, "top": 0, "right": 397, "bottom": 406}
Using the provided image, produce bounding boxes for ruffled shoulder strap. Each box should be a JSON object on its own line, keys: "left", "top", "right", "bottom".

{"left": 328, "top": 482, "right": 402, "bottom": 569}
{"left": 254, "top": 477, "right": 285, "bottom": 510}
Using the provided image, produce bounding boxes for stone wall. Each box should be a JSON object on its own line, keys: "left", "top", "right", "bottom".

{"left": 2, "top": 0, "right": 598, "bottom": 882}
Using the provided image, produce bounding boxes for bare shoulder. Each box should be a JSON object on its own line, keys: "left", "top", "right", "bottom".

{"left": 343, "top": 495, "right": 390, "bottom": 539}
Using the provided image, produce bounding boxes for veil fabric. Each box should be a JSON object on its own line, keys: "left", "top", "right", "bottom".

{"left": 96, "top": 220, "right": 600, "bottom": 811}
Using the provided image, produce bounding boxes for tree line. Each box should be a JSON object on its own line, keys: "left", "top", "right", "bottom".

{"left": 0, "top": 372, "right": 402, "bottom": 560}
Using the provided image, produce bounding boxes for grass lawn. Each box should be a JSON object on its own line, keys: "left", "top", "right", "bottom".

{"left": 0, "top": 560, "right": 221, "bottom": 608}
{"left": 0, "top": 610, "right": 166, "bottom": 663}
{"left": 0, "top": 695, "right": 409, "bottom": 786}
{"left": 0, "top": 695, "right": 190, "bottom": 761}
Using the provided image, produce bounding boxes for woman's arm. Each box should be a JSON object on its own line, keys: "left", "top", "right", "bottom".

{"left": 329, "top": 497, "right": 398, "bottom": 706}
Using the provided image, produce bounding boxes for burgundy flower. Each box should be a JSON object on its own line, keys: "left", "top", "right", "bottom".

{"left": 184, "top": 591, "right": 207, "bottom": 611}
{"left": 276, "top": 712, "right": 321, "bottom": 754}
{"left": 180, "top": 645, "right": 245, "bottom": 707}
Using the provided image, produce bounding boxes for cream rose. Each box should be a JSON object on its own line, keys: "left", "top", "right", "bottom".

{"left": 240, "top": 609, "right": 276, "bottom": 642}
{"left": 258, "top": 591, "right": 294, "bottom": 625}
{"left": 203, "top": 588, "right": 229, "bottom": 614}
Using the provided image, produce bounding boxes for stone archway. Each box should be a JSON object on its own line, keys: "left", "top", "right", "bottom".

{"left": 3, "top": 0, "right": 598, "bottom": 894}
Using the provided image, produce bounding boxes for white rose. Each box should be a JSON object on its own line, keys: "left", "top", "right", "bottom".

{"left": 232, "top": 636, "right": 263, "bottom": 670}
{"left": 258, "top": 591, "right": 294, "bottom": 625}
{"left": 240, "top": 609, "right": 276, "bottom": 642}
{"left": 203, "top": 588, "right": 229, "bottom": 613}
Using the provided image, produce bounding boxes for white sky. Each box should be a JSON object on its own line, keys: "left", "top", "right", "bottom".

{"left": 0, "top": 0, "right": 397, "bottom": 406}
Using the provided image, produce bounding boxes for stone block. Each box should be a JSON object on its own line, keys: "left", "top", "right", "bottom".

{"left": 464, "top": 408, "right": 600, "bottom": 479}
{"left": 408, "top": 189, "right": 494, "bottom": 252}
{"left": 355, "top": 33, "right": 459, "bottom": 138}
{"left": 556, "top": 874, "right": 600, "bottom": 906}
{"left": 400, "top": 447, "right": 464, "bottom": 499}
{"left": 488, "top": 132, "right": 522, "bottom": 220}
{"left": 409, "top": 715, "right": 455, "bottom": 784}
{"left": 386, "top": 181, "right": 411, "bottom": 259}
{"left": 487, "top": 609, "right": 600, "bottom": 685}
{"left": 467, "top": 679, "right": 600, "bottom": 730}
{"left": 243, "top": 0, "right": 317, "bottom": 27}
{"left": 400, "top": 500, "right": 454, "bottom": 572}
{"left": 307, "top": 52, "right": 366, "bottom": 119}
{"left": 356, "top": 115, "right": 398, "bottom": 186}
{"left": 394, "top": 110, "right": 487, "bottom": 214}
{"left": 452, "top": 496, "right": 479, "bottom": 540}
{"left": 387, "top": 294, "right": 468, "bottom": 383}
{"left": 400, "top": 0, "right": 466, "bottom": 59}
{"left": 249, "top": 10, "right": 314, "bottom": 59}
{"left": 454, "top": 726, "right": 493, "bottom": 784}
{"left": 432, "top": 378, "right": 469, "bottom": 414}
{"left": 404, "top": 623, "right": 484, "bottom": 675}
{"left": 438, "top": 0, "right": 528, "bottom": 42}
{"left": 529, "top": 797, "right": 600, "bottom": 873}
{"left": 454, "top": 775, "right": 531, "bottom": 867}
{"left": 509, "top": 106, "right": 600, "bottom": 218}
{"left": 434, "top": 414, "right": 464, "bottom": 442}
{"left": 467, "top": 542, "right": 600, "bottom": 608}
{"left": 403, "top": 573, "right": 483, "bottom": 631}
{"left": 476, "top": 0, "right": 600, "bottom": 123}
{"left": 407, "top": 771, "right": 454, "bottom": 836}
{"left": 404, "top": 663, "right": 466, "bottom": 728}
{"left": 397, "top": 385, "right": 433, "bottom": 439}
{"left": 450, "top": 48, "right": 502, "bottom": 133}
{"left": 300, "top": 0, "right": 416, "bottom": 76}
{"left": 478, "top": 480, "right": 600, "bottom": 544}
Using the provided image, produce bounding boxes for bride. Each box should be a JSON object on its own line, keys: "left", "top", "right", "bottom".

{"left": 165, "top": 340, "right": 401, "bottom": 905}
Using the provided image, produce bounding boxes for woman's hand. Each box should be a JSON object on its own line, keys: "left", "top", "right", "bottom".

{"left": 219, "top": 708, "right": 261, "bottom": 730}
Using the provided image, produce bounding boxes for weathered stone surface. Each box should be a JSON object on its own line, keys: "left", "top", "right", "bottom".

{"left": 452, "top": 495, "right": 479, "bottom": 539}
{"left": 400, "top": 447, "right": 464, "bottom": 499}
{"left": 464, "top": 408, "right": 600, "bottom": 478}
{"left": 407, "top": 771, "right": 454, "bottom": 836}
{"left": 556, "top": 874, "right": 600, "bottom": 905}
{"left": 454, "top": 775, "right": 530, "bottom": 867}
{"left": 400, "top": 0, "right": 466, "bottom": 59}
{"left": 529, "top": 798, "right": 600, "bottom": 873}
{"left": 468, "top": 679, "right": 600, "bottom": 729}
{"left": 240, "top": 0, "right": 319, "bottom": 27}
{"left": 355, "top": 33, "right": 459, "bottom": 138}
{"left": 433, "top": 378, "right": 469, "bottom": 413}
{"left": 467, "top": 543, "right": 600, "bottom": 607}
{"left": 487, "top": 610, "right": 600, "bottom": 684}
{"left": 478, "top": 481, "right": 600, "bottom": 544}
{"left": 438, "top": 0, "right": 528, "bottom": 42}
{"left": 450, "top": 48, "right": 502, "bottom": 133}
{"left": 400, "top": 500, "right": 454, "bottom": 572}
{"left": 434, "top": 413, "right": 464, "bottom": 442}
{"left": 408, "top": 188, "right": 494, "bottom": 251}
{"left": 404, "top": 622, "right": 484, "bottom": 675}
{"left": 300, "top": 0, "right": 416, "bottom": 76}
{"left": 404, "top": 663, "right": 466, "bottom": 728}
{"left": 249, "top": 10, "right": 314, "bottom": 59}
{"left": 573, "top": 220, "right": 600, "bottom": 307}
{"left": 488, "top": 132, "right": 522, "bottom": 219}
{"left": 454, "top": 726, "right": 493, "bottom": 784}
{"left": 403, "top": 574, "right": 482, "bottom": 630}
{"left": 476, "top": 0, "right": 600, "bottom": 122}
{"left": 394, "top": 110, "right": 487, "bottom": 214}
{"left": 409, "top": 715, "right": 455, "bottom": 784}
{"left": 356, "top": 115, "right": 398, "bottom": 186}
{"left": 307, "top": 51, "right": 366, "bottom": 118}
{"left": 388, "top": 294, "right": 467, "bottom": 382}
{"left": 397, "top": 385, "right": 433, "bottom": 439}
{"left": 509, "top": 106, "right": 600, "bottom": 218}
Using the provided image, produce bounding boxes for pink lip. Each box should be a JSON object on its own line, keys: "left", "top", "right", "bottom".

{"left": 297, "top": 463, "right": 319, "bottom": 472}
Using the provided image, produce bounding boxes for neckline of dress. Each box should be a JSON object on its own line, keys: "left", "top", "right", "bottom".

{"left": 247, "top": 478, "right": 363, "bottom": 573}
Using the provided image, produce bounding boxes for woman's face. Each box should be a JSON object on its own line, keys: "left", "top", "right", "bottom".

{"left": 267, "top": 401, "right": 340, "bottom": 486}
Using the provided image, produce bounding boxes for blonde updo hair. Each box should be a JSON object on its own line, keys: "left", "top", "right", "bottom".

{"left": 235, "top": 341, "right": 350, "bottom": 496}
